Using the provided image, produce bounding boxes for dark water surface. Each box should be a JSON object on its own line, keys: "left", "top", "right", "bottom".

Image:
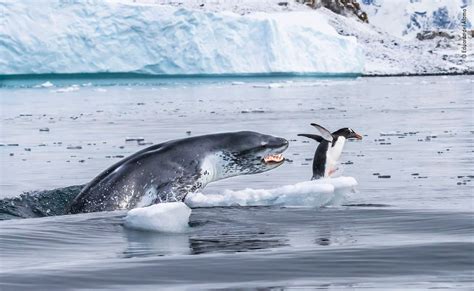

{"left": 1, "top": 206, "right": 473, "bottom": 290}
{"left": 0, "top": 76, "right": 473, "bottom": 289}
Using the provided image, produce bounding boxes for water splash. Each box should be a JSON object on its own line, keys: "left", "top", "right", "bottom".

{"left": 0, "top": 185, "right": 83, "bottom": 220}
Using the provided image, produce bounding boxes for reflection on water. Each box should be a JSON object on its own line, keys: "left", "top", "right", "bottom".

{"left": 122, "top": 216, "right": 290, "bottom": 257}
{"left": 189, "top": 232, "right": 289, "bottom": 255}
{"left": 122, "top": 229, "right": 191, "bottom": 258}
{"left": 121, "top": 207, "right": 363, "bottom": 258}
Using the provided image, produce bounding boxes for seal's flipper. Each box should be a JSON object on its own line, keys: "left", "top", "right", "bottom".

{"left": 298, "top": 134, "right": 325, "bottom": 143}
{"left": 310, "top": 123, "right": 333, "bottom": 142}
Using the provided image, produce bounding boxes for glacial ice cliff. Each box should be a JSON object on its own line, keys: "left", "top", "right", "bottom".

{"left": 0, "top": 0, "right": 363, "bottom": 75}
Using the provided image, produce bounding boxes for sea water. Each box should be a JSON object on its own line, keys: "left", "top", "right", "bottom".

{"left": 0, "top": 75, "right": 473, "bottom": 290}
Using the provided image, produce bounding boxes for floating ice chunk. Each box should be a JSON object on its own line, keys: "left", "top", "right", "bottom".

{"left": 124, "top": 202, "right": 191, "bottom": 233}
{"left": 55, "top": 85, "right": 79, "bottom": 93}
{"left": 35, "top": 81, "right": 54, "bottom": 88}
{"left": 252, "top": 83, "right": 285, "bottom": 89}
{"left": 186, "top": 177, "right": 358, "bottom": 208}
{"left": 125, "top": 137, "right": 145, "bottom": 142}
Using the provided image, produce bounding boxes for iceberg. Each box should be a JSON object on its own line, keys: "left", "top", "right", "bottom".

{"left": 0, "top": 0, "right": 363, "bottom": 75}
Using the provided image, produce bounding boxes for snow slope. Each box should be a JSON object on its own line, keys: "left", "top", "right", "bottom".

{"left": 360, "top": 0, "right": 472, "bottom": 38}
{"left": 0, "top": 0, "right": 363, "bottom": 75}
{"left": 324, "top": 7, "right": 472, "bottom": 75}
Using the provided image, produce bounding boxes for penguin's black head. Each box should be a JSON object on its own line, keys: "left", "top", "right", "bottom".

{"left": 332, "top": 128, "right": 363, "bottom": 140}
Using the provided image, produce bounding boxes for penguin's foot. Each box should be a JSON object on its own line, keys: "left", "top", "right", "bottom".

{"left": 328, "top": 167, "right": 338, "bottom": 176}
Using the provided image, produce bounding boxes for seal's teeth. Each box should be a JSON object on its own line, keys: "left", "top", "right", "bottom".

{"left": 263, "top": 153, "right": 285, "bottom": 163}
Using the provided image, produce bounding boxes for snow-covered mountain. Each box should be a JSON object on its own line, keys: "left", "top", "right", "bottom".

{"left": 360, "top": 0, "right": 472, "bottom": 38}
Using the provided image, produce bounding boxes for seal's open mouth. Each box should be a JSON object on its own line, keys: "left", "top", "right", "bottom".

{"left": 263, "top": 153, "right": 284, "bottom": 164}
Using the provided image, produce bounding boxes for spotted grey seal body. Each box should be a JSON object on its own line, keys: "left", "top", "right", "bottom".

{"left": 298, "top": 123, "right": 362, "bottom": 180}
{"left": 69, "top": 131, "right": 288, "bottom": 214}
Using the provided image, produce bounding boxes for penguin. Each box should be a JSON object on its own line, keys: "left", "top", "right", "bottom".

{"left": 298, "top": 123, "right": 362, "bottom": 180}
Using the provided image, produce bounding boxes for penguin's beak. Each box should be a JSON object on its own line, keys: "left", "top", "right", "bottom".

{"left": 353, "top": 132, "right": 363, "bottom": 140}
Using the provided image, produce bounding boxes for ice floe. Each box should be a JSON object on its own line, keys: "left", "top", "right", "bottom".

{"left": 186, "top": 177, "right": 358, "bottom": 207}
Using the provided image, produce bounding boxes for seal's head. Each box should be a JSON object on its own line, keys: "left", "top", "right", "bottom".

{"left": 210, "top": 131, "right": 289, "bottom": 178}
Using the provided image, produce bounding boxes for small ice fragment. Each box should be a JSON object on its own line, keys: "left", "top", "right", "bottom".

{"left": 137, "top": 141, "right": 153, "bottom": 146}
{"left": 66, "top": 146, "right": 82, "bottom": 150}
{"left": 124, "top": 202, "right": 191, "bottom": 233}
{"left": 125, "top": 137, "right": 145, "bottom": 142}
{"left": 36, "top": 81, "right": 54, "bottom": 88}
{"left": 380, "top": 132, "right": 405, "bottom": 137}
{"left": 55, "top": 85, "right": 79, "bottom": 93}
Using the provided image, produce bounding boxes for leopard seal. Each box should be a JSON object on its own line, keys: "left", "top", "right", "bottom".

{"left": 69, "top": 131, "right": 288, "bottom": 214}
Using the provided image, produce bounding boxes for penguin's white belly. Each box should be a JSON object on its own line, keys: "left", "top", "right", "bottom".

{"left": 325, "top": 137, "right": 346, "bottom": 177}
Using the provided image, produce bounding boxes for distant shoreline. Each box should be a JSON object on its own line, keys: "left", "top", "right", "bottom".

{"left": 1, "top": 71, "right": 472, "bottom": 83}
{"left": 362, "top": 71, "right": 474, "bottom": 77}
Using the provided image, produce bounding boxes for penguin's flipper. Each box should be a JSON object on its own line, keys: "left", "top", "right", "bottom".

{"left": 310, "top": 123, "right": 333, "bottom": 142}
{"left": 297, "top": 133, "right": 325, "bottom": 143}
